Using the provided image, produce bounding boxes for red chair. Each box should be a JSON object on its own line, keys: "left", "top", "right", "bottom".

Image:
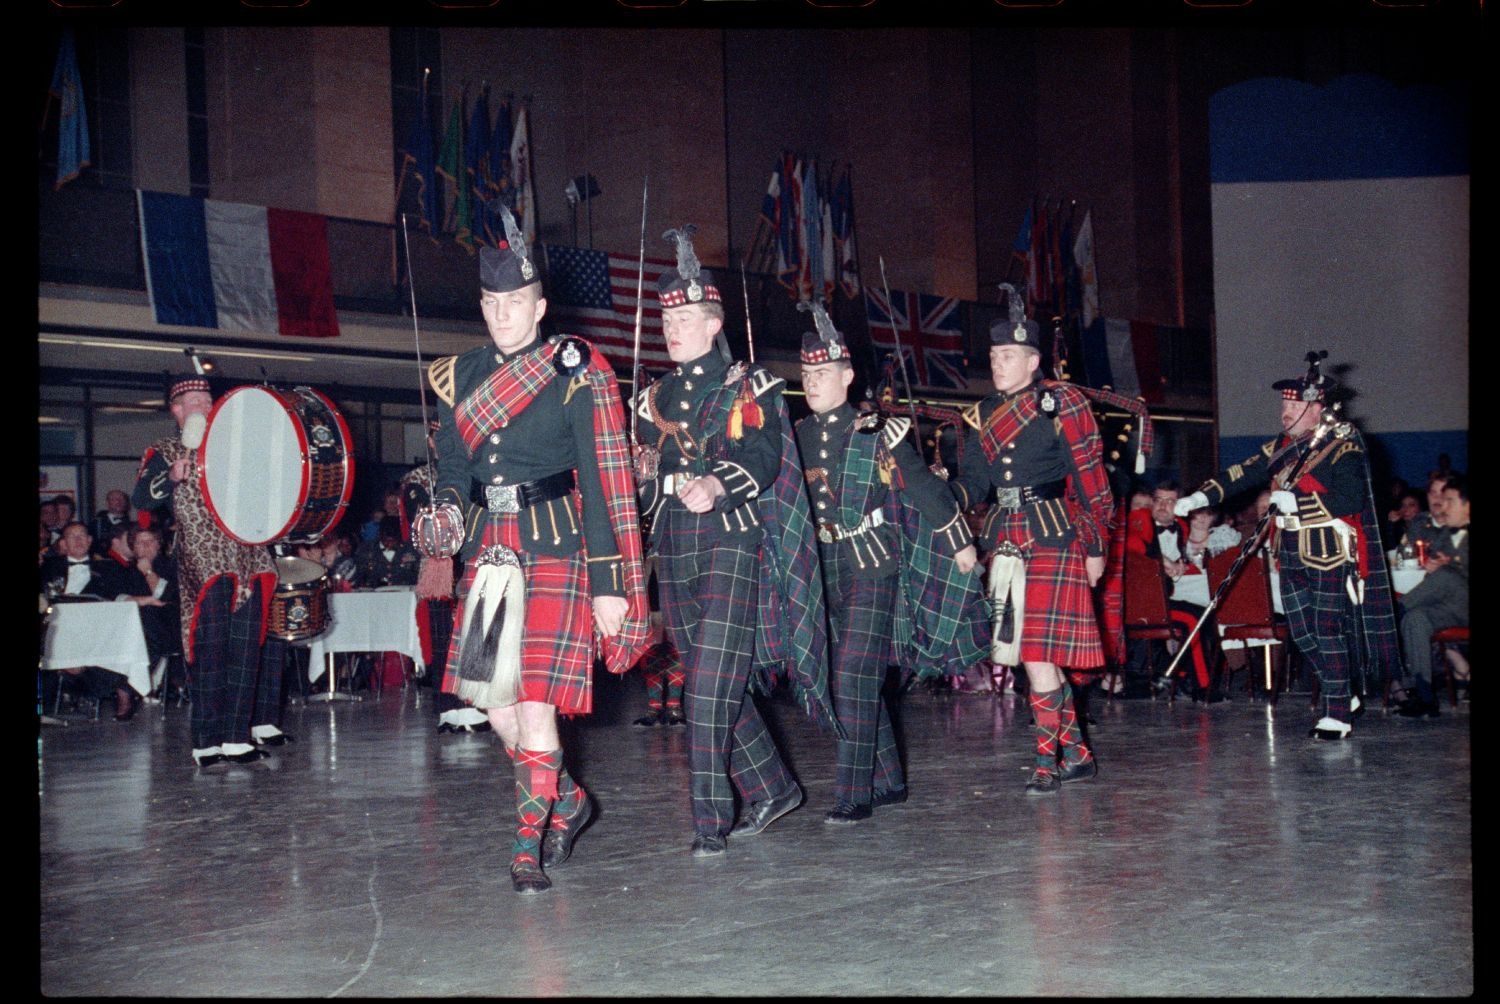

{"left": 1206, "top": 548, "right": 1291, "bottom": 704}
{"left": 1431, "top": 626, "right": 1470, "bottom": 707}
{"left": 1123, "top": 552, "right": 1186, "bottom": 700}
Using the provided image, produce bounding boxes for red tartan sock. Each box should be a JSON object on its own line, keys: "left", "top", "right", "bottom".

{"left": 548, "top": 765, "right": 587, "bottom": 831}
{"left": 512, "top": 748, "right": 560, "bottom": 869}
{"left": 1028, "top": 689, "right": 1065, "bottom": 772}
{"left": 665, "top": 668, "right": 685, "bottom": 707}
{"left": 1056, "top": 681, "right": 1094, "bottom": 767}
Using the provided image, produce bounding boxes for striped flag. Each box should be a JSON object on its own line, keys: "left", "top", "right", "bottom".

{"left": 542, "top": 245, "right": 674, "bottom": 372}
{"left": 865, "top": 287, "right": 967, "bottom": 390}
{"left": 137, "top": 190, "right": 339, "bottom": 338}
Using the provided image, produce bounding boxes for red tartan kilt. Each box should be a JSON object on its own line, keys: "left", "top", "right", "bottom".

{"left": 990, "top": 511, "right": 1104, "bottom": 668}
{"left": 442, "top": 513, "right": 595, "bottom": 715}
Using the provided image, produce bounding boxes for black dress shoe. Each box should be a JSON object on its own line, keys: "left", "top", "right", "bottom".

{"left": 113, "top": 692, "right": 141, "bottom": 722}
{"left": 1025, "top": 769, "right": 1061, "bottom": 795}
{"left": 1396, "top": 697, "right": 1440, "bottom": 719}
{"left": 194, "top": 754, "right": 227, "bottom": 769}
{"left": 254, "top": 733, "right": 295, "bottom": 747}
{"left": 436, "top": 721, "right": 456, "bottom": 734}
{"left": 1057, "top": 756, "right": 1099, "bottom": 783}
{"left": 226, "top": 748, "right": 271, "bottom": 764}
{"left": 663, "top": 706, "right": 686, "bottom": 727}
{"left": 823, "top": 803, "right": 873, "bottom": 824}
{"left": 690, "top": 833, "right": 727, "bottom": 857}
{"left": 541, "top": 794, "right": 595, "bottom": 868}
{"left": 510, "top": 862, "right": 552, "bottom": 894}
{"left": 730, "top": 785, "right": 803, "bottom": 837}
{"left": 632, "top": 710, "right": 664, "bottom": 728}
{"left": 871, "top": 787, "right": 908, "bottom": 808}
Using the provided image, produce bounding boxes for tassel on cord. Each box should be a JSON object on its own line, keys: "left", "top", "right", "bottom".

{"left": 415, "top": 556, "right": 454, "bottom": 602}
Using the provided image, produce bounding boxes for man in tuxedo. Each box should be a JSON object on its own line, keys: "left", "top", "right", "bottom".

{"left": 40, "top": 522, "right": 139, "bottom": 720}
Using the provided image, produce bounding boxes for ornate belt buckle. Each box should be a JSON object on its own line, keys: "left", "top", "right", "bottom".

{"left": 995, "top": 487, "right": 1022, "bottom": 509}
{"left": 485, "top": 484, "right": 521, "bottom": 514}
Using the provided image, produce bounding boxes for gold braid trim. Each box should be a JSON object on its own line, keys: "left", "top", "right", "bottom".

{"left": 428, "top": 356, "right": 457, "bottom": 407}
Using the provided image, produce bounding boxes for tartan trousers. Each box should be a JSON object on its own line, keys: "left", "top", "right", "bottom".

{"left": 822, "top": 550, "right": 904, "bottom": 806}
{"left": 189, "top": 576, "right": 266, "bottom": 750}
{"left": 1279, "top": 557, "right": 1354, "bottom": 720}
{"left": 657, "top": 508, "right": 796, "bottom": 837}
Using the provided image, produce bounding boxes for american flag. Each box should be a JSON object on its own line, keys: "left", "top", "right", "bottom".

{"left": 865, "top": 287, "right": 967, "bottom": 390}
{"left": 542, "top": 244, "right": 674, "bottom": 373}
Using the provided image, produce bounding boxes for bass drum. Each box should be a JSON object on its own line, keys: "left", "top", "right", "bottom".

{"left": 199, "top": 385, "right": 355, "bottom": 545}
{"left": 267, "top": 556, "right": 331, "bottom": 642}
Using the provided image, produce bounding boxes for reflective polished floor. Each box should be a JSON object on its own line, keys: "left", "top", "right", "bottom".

{"left": 38, "top": 675, "right": 1472, "bottom": 997}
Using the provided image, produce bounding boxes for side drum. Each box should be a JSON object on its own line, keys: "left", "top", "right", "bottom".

{"left": 267, "top": 557, "right": 331, "bottom": 643}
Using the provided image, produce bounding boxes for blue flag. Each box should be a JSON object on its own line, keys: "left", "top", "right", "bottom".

{"left": 49, "top": 28, "right": 91, "bottom": 190}
{"left": 397, "top": 79, "right": 439, "bottom": 235}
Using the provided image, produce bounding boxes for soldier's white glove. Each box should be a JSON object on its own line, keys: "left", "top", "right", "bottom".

{"left": 1173, "top": 491, "right": 1208, "bottom": 517}
{"left": 1269, "top": 490, "right": 1298, "bottom": 516}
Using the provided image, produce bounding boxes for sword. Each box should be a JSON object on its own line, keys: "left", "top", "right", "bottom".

{"left": 740, "top": 261, "right": 755, "bottom": 365}
{"left": 877, "top": 255, "right": 922, "bottom": 449}
{"left": 629, "top": 175, "right": 649, "bottom": 447}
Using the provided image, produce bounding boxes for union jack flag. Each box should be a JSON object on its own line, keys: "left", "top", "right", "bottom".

{"left": 542, "top": 244, "right": 674, "bottom": 373}
{"left": 865, "top": 287, "right": 967, "bottom": 390}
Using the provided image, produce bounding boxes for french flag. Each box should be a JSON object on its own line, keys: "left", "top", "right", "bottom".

{"left": 137, "top": 190, "right": 340, "bottom": 338}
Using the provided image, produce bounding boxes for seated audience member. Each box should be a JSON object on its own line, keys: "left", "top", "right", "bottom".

{"left": 99, "top": 525, "right": 183, "bottom": 697}
{"left": 41, "top": 498, "right": 65, "bottom": 548}
{"left": 1383, "top": 490, "right": 1425, "bottom": 552}
{"left": 89, "top": 489, "right": 133, "bottom": 557}
{"left": 38, "top": 521, "right": 53, "bottom": 566}
{"left": 1400, "top": 473, "right": 1451, "bottom": 553}
{"left": 1393, "top": 474, "right": 1469, "bottom": 719}
{"left": 1126, "top": 481, "right": 1222, "bottom": 701}
{"left": 353, "top": 517, "right": 420, "bottom": 588}
{"left": 358, "top": 507, "right": 386, "bottom": 544}
{"left": 39, "top": 522, "right": 140, "bottom": 720}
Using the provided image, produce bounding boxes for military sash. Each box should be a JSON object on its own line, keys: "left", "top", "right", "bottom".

{"left": 452, "top": 343, "right": 556, "bottom": 457}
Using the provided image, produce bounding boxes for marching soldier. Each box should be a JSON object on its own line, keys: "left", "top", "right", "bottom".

{"left": 1175, "top": 353, "right": 1401, "bottom": 740}
{"left": 633, "top": 224, "right": 835, "bottom": 857}
{"left": 416, "top": 210, "right": 649, "bottom": 893}
{"left": 951, "top": 311, "right": 1114, "bottom": 794}
{"left": 795, "top": 301, "right": 986, "bottom": 822}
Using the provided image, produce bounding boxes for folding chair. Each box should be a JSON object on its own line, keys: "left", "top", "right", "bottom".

{"left": 1206, "top": 548, "right": 1290, "bottom": 705}
{"left": 1123, "top": 552, "right": 1187, "bottom": 701}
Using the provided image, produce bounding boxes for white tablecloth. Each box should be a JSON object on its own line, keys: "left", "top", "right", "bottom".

{"left": 41, "top": 601, "right": 153, "bottom": 696}
{"left": 297, "top": 588, "right": 424, "bottom": 682}
{"left": 1391, "top": 566, "right": 1427, "bottom": 596}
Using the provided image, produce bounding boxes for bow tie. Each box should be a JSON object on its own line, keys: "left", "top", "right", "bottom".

{"left": 68, "top": 558, "right": 89, "bottom": 565}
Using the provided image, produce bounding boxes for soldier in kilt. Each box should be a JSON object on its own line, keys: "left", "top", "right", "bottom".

{"left": 633, "top": 225, "right": 835, "bottom": 858}
{"left": 417, "top": 212, "right": 649, "bottom": 894}
{"left": 952, "top": 316, "right": 1114, "bottom": 794}
{"left": 1174, "top": 354, "right": 1401, "bottom": 740}
{"left": 795, "top": 302, "right": 984, "bottom": 823}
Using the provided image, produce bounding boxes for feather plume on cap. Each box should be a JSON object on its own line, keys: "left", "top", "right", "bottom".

{"left": 663, "top": 225, "right": 701, "bottom": 281}
{"left": 797, "top": 298, "right": 850, "bottom": 364}
{"left": 500, "top": 204, "right": 535, "bottom": 280}
{"left": 998, "top": 282, "right": 1027, "bottom": 324}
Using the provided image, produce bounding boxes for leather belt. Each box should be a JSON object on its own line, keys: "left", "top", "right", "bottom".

{"left": 990, "top": 478, "right": 1067, "bottom": 513}
{"left": 817, "top": 508, "right": 886, "bottom": 543}
{"left": 470, "top": 470, "right": 575, "bottom": 514}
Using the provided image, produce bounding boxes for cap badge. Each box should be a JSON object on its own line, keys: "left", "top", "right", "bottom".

{"left": 687, "top": 279, "right": 703, "bottom": 302}
{"left": 1014, "top": 322, "right": 1028, "bottom": 343}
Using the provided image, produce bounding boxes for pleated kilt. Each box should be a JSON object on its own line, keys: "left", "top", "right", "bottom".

{"left": 443, "top": 511, "right": 595, "bottom": 715}
{"left": 989, "top": 510, "right": 1104, "bottom": 669}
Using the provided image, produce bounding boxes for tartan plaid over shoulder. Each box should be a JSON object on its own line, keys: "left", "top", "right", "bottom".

{"left": 1044, "top": 381, "right": 1114, "bottom": 555}
{"left": 697, "top": 366, "right": 836, "bottom": 732}
{"left": 877, "top": 442, "right": 990, "bottom": 680}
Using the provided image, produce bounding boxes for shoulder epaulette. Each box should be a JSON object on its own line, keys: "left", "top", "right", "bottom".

{"left": 428, "top": 356, "right": 457, "bottom": 407}
{"left": 881, "top": 415, "right": 912, "bottom": 450}
{"left": 962, "top": 402, "right": 983, "bottom": 431}
{"left": 1259, "top": 439, "right": 1276, "bottom": 459}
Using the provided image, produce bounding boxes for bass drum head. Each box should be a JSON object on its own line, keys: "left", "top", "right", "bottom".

{"left": 201, "top": 387, "right": 307, "bottom": 546}
{"left": 276, "top": 556, "right": 328, "bottom": 587}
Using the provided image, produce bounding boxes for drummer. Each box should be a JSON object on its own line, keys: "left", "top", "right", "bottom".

{"left": 132, "top": 374, "right": 290, "bottom": 768}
